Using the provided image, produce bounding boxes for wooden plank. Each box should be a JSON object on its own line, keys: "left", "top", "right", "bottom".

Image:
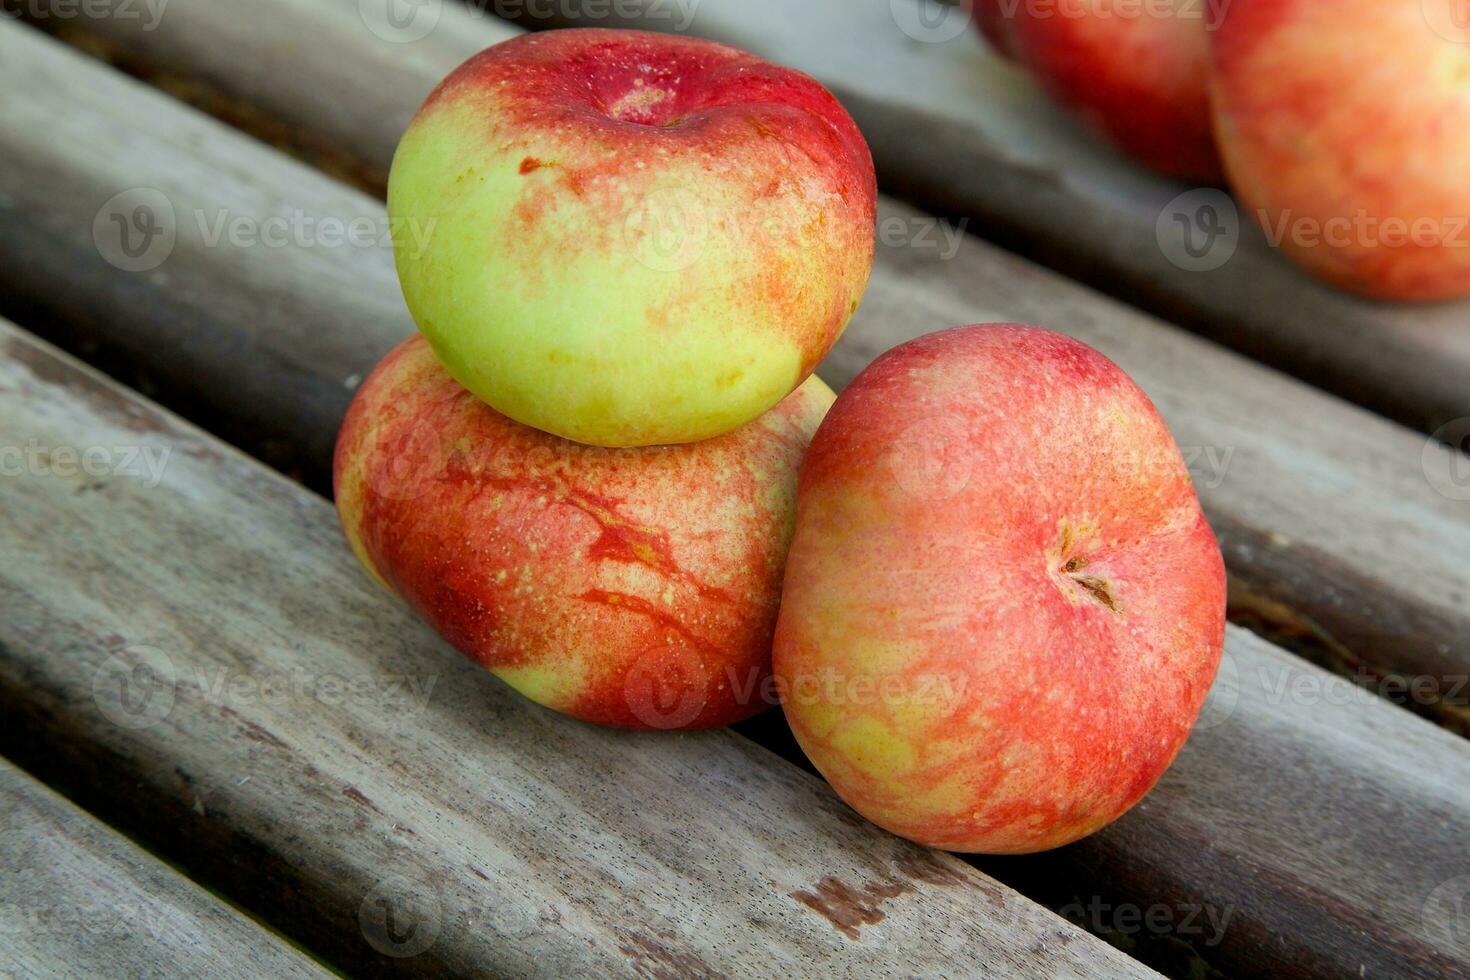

{"left": 3, "top": 8, "right": 1468, "bottom": 734}
{"left": 3, "top": 324, "right": 1468, "bottom": 980}
{"left": 0, "top": 319, "right": 1145, "bottom": 977}
{"left": 0, "top": 17, "right": 1467, "bottom": 980}
{"left": 0, "top": 757, "right": 331, "bottom": 978}
{"left": 484, "top": 0, "right": 1470, "bottom": 438}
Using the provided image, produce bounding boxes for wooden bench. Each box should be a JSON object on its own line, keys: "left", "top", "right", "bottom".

{"left": 0, "top": 758, "right": 329, "bottom": 977}
{"left": 1, "top": 2, "right": 1468, "bottom": 977}
{"left": 9, "top": 0, "right": 1470, "bottom": 733}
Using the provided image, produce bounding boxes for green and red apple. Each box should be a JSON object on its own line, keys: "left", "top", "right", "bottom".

{"left": 335, "top": 335, "right": 833, "bottom": 729}
{"left": 972, "top": 0, "right": 1220, "bottom": 181}
{"left": 1210, "top": 0, "right": 1470, "bottom": 299}
{"left": 387, "top": 29, "right": 876, "bottom": 447}
{"left": 773, "top": 324, "right": 1225, "bottom": 853}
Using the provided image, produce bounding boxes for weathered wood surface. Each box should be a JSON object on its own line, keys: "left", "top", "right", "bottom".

{"left": 3, "top": 322, "right": 1468, "bottom": 980}
{"left": 487, "top": 0, "right": 1470, "bottom": 437}
{"left": 1, "top": 16, "right": 1469, "bottom": 979}
{"left": 4, "top": 9, "right": 1468, "bottom": 732}
{"left": 0, "top": 319, "right": 1143, "bottom": 977}
{"left": 0, "top": 757, "right": 330, "bottom": 979}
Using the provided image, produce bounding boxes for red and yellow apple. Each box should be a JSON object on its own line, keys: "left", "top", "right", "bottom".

{"left": 386, "top": 28, "right": 875, "bottom": 447}
{"left": 335, "top": 335, "right": 834, "bottom": 729}
{"left": 972, "top": 0, "right": 1220, "bottom": 181}
{"left": 772, "top": 324, "right": 1225, "bottom": 853}
{"left": 1210, "top": 0, "right": 1470, "bottom": 299}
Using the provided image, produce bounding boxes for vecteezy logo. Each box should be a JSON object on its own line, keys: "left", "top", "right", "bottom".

{"left": 1191, "top": 645, "right": 1239, "bottom": 733}
{"left": 624, "top": 187, "right": 709, "bottom": 273}
{"left": 891, "top": 0, "right": 972, "bottom": 43}
{"left": 93, "top": 188, "right": 176, "bottom": 273}
{"left": 91, "top": 645, "right": 178, "bottom": 730}
{"left": 1423, "top": 0, "right": 1470, "bottom": 44}
{"left": 624, "top": 644, "right": 709, "bottom": 729}
{"left": 359, "top": 875, "right": 442, "bottom": 958}
{"left": 1422, "top": 874, "right": 1470, "bottom": 951}
{"left": 1423, "top": 418, "right": 1470, "bottom": 501}
{"left": 359, "top": 0, "right": 441, "bottom": 43}
{"left": 1156, "top": 188, "right": 1240, "bottom": 272}
{"left": 366, "top": 416, "right": 442, "bottom": 503}
{"left": 890, "top": 414, "right": 973, "bottom": 502}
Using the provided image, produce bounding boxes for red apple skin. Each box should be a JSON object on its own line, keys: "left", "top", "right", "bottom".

{"left": 1211, "top": 0, "right": 1470, "bottom": 300}
{"left": 334, "top": 336, "right": 834, "bottom": 730}
{"left": 972, "top": 0, "right": 1221, "bottom": 181}
{"left": 772, "top": 324, "right": 1225, "bottom": 854}
{"left": 388, "top": 28, "right": 876, "bottom": 447}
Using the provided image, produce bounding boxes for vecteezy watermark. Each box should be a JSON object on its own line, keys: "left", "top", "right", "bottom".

{"left": 364, "top": 416, "right": 445, "bottom": 504}
{"left": 1158, "top": 188, "right": 1470, "bottom": 272}
{"left": 0, "top": 439, "right": 172, "bottom": 488}
{"left": 193, "top": 210, "right": 435, "bottom": 252}
{"left": 624, "top": 645, "right": 710, "bottom": 729}
{"left": 0, "top": 900, "right": 193, "bottom": 944}
{"left": 91, "top": 645, "right": 178, "bottom": 730}
{"left": 974, "top": 0, "right": 1233, "bottom": 30}
{"left": 1181, "top": 444, "right": 1235, "bottom": 490}
{"left": 1156, "top": 188, "right": 1240, "bottom": 272}
{"left": 878, "top": 214, "right": 969, "bottom": 261}
{"left": 1190, "top": 645, "right": 1239, "bottom": 732}
{"left": 884, "top": 417, "right": 1234, "bottom": 505}
{"left": 621, "top": 189, "right": 957, "bottom": 274}
{"left": 359, "top": 0, "right": 701, "bottom": 44}
{"left": 891, "top": 0, "right": 973, "bottom": 44}
{"left": 1423, "top": 417, "right": 1470, "bottom": 501}
{"left": 1423, "top": 0, "right": 1470, "bottom": 44}
{"left": 1256, "top": 663, "right": 1470, "bottom": 711}
{"left": 360, "top": 875, "right": 442, "bottom": 958}
{"left": 358, "top": 0, "right": 441, "bottom": 43}
{"left": 624, "top": 187, "right": 709, "bottom": 274}
{"left": 191, "top": 664, "right": 439, "bottom": 717}
{"left": 890, "top": 414, "right": 975, "bottom": 502}
{"left": 4, "top": 0, "right": 170, "bottom": 30}
{"left": 1422, "top": 874, "right": 1470, "bottom": 951}
{"left": 93, "top": 188, "right": 436, "bottom": 273}
{"left": 624, "top": 653, "right": 972, "bottom": 730}
{"left": 93, "top": 187, "right": 176, "bottom": 273}
{"left": 468, "top": 0, "right": 701, "bottom": 30}
{"left": 1259, "top": 209, "right": 1470, "bottom": 252}
{"left": 1059, "top": 897, "right": 1236, "bottom": 947}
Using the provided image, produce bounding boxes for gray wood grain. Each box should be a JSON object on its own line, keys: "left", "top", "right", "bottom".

{"left": 2, "top": 9, "right": 1467, "bottom": 734}
{"left": 486, "top": 0, "right": 1470, "bottom": 438}
{"left": 0, "top": 319, "right": 1147, "bottom": 978}
{"left": 3, "top": 319, "right": 1468, "bottom": 980}
{"left": 0, "top": 15, "right": 1464, "bottom": 980}
{"left": 0, "top": 757, "right": 331, "bottom": 979}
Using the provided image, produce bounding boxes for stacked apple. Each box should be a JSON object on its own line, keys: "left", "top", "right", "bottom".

{"left": 974, "top": 0, "right": 1470, "bottom": 299}
{"left": 336, "top": 29, "right": 1225, "bottom": 854}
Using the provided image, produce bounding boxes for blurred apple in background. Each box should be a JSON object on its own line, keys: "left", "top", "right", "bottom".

{"left": 1211, "top": 0, "right": 1470, "bottom": 299}
{"left": 773, "top": 324, "right": 1225, "bottom": 853}
{"left": 388, "top": 29, "right": 875, "bottom": 448}
{"left": 972, "top": 0, "right": 1221, "bottom": 181}
{"left": 336, "top": 336, "right": 834, "bottom": 730}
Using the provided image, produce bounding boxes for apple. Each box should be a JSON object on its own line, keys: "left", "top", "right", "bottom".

{"left": 1210, "top": 0, "right": 1470, "bottom": 299}
{"left": 772, "top": 324, "right": 1225, "bottom": 853}
{"left": 335, "top": 335, "right": 834, "bottom": 729}
{"left": 386, "top": 28, "right": 875, "bottom": 448}
{"left": 972, "top": 0, "right": 1220, "bottom": 181}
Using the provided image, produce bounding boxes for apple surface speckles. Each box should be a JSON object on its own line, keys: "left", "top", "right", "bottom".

{"left": 335, "top": 335, "right": 835, "bottom": 730}
{"left": 1210, "top": 0, "right": 1470, "bottom": 299}
{"left": 772, "top": 324, "right": 1226, "bottom": 853}
{"left": 388, "top": 28, "right": 875, "bottom": 447}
